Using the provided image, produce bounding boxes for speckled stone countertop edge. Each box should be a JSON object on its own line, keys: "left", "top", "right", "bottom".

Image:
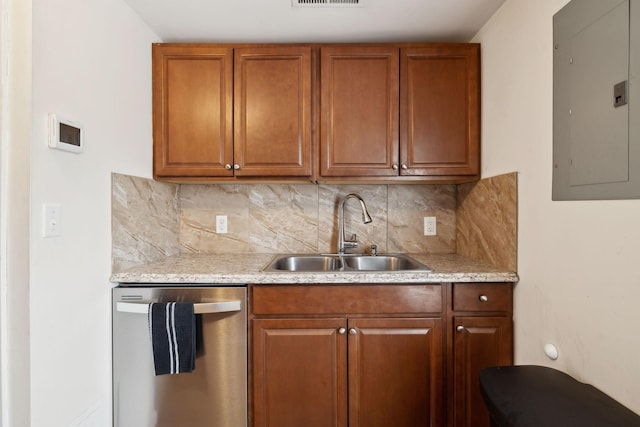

{"left": 111, "top": 253, "right": 519, "bottom": 285}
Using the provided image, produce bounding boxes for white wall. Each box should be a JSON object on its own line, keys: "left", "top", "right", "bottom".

{"left": 1, "top": 0, "right": 32, "bottom": 425}
{"left": 474, "top": 0, "right": 640, "bottom": 413}
{"left": 30, "top": 0, "right": 157, "bottom": 424}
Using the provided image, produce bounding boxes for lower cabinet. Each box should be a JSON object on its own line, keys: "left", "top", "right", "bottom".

{"left": 250, "top": 283, "right": 513, "bottom": 427}
{"left": 449, "top": 283, "right": 514, "bottom": 427}
{"left": 348, "top": 317, "right": 442, "bottom": 427}
{"left": 252, "top": 317, "right": 443, "bottom": 427}
{"left": 252, "top": 318, "right": 347, "bottom": 427}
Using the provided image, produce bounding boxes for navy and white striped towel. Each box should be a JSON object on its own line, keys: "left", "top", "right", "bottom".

{"left": 148, "top": 302, "right": 196, "bottom": 376}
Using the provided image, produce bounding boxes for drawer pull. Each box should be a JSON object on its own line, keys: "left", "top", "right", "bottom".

{"left": 479, "top": 295, "right": 489, "bottom": 302}
{"left": 338, "top": 327, "right": 346, "bottom": 335}
{"left": 456, "top": 325, "right": 465, "bottom": 332}
{"left": 349, "top": 328, "right": 357, "bottom": 336}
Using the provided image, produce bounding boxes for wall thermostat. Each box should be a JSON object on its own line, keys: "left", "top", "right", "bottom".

{"left": 48, "top": 113, "right": 83, "bottom": 153}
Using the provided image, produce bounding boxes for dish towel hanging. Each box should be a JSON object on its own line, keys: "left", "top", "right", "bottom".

{"left": 148, "top": 302, "right": 196, "bottom": 376}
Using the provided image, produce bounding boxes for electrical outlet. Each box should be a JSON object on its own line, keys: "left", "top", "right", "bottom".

{"left": 424, "top": 216, "right": 436, "bottom": 236}
{"left": 216, "top": 215, "right": 228, "bottom": 234}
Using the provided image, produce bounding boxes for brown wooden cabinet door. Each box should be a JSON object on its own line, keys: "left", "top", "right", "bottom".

{"left": 252, "top": 318, "right": 348, "bottom": 427}
{"left": 452, "top": 316, "right": 512, "bottom": 427}
{"left": 234, "top": 47, "right": 312, "bottom": 177}
{"left": 153, "top": 44, "right": 233, "bottom": 178}
{"left": 320, "top": 46, "right": 400, "bottom": 177}
{"left": 400, "top": 45, "right": 480, "bottom": 177}
{"left": 348, "top": 317, "right": 444, "bottom": 427}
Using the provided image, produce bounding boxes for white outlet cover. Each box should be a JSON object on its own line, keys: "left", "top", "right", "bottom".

{"left": 216, "top": 215, "right": 228, "bottom": 234}
{"left": 424, "top": 216, "right": 437, "bottom": 236}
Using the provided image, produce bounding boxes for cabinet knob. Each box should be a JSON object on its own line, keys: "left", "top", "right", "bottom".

{"left": 225, "top": 164, "right": 232, "bottom": 170}
{"left": 349, "top": 328, "right": 357, "bottom": 336}
{"left": 456, "top": 325, "right": 465, "bottom": 332}
{"left": 479, "top": 295, "right": 489, "bottom": 302}
{"left": 234, "top": 164, "right": 240, "bottom": 170}
{"left": 338, "top": 327, "right": 346, "bottom": 335}
{"left": 392, "top": 164, "right": 399, "bottom": 171}
{"left": 401, "top": 163, "right": 408, "bottom": 170}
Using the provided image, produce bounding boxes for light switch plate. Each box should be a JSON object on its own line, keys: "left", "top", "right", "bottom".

{"left": 43, "top": 204, "right": 61, "bottom": 237}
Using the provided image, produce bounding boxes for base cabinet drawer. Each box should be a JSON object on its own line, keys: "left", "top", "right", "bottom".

{"left": 452, "top": 283, "right": 512, "bottom": 312}
{"left": 252, "top": 284, "right": 442, "bottom": 315}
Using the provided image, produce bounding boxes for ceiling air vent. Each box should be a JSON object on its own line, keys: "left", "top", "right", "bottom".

{"left": 292, "top": 0, "right": 363, "bottom": 8}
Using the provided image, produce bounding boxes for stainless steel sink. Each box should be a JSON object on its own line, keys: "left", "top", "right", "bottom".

{"left": 265, "top": 255, "right": 343, "bottom": 272}
{"left": 342, "top": 254, "right": 430, "bottom": 271}
{"left": 263, "top": 254, "right": 431, "bottom": 272}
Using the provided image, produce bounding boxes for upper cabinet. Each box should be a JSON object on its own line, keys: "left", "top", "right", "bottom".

{"left": 234, "top": 47, "right": 312, "bottom": 178}
{"left": 152, "top": 43, "right": 480, "bottom": 183}
{"left": 153, "top": 44, "right": 312, "bottom": 180}
{"left": 153, "top": 45, "right": 233, "bottom": 178}
{"left": 400, "top": 45, "right": 480, "bottom": 179}
{"left": 319, "top": 44, "right": 480, "bottom": 181}
{"left": 320, "top": 46, "right": 400, "bottom": 178}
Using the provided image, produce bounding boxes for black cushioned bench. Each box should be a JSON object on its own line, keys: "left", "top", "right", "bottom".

{"left": 479, "top": 365, "right": 640, "bottom": 427}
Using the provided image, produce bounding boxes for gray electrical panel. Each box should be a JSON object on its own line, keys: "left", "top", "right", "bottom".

{"left": 553, "top": 0, "right": 640, "bottom": 200}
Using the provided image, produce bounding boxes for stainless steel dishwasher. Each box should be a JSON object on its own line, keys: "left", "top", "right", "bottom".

{"left": 112, "top": 285, "right": 247, "bottom": 427}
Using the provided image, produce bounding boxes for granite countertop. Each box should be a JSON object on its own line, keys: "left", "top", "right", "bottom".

{"left": 110, "top": 253, "right": 518, "bottom": 285}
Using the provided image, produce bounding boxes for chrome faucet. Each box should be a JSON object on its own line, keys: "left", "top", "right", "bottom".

{"left": 337, "top": 193, "right": 373, "bottom": 255}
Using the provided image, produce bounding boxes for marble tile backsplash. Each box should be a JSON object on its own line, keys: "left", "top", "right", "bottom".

{"left": 111, "top": 172, "right": 517, "bottom": 273}
{"left": 179, "top": 183, "right": 456, "bottom": 255}
{"left": 111, "top": 174, "right": 181, "bottom": 272}
{"left": 457, "top": 172, "right": 517, "bottom": 271}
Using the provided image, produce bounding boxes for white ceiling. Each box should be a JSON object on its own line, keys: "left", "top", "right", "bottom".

{"left": 123, "top": 0, "right": 506, "bottom": 43}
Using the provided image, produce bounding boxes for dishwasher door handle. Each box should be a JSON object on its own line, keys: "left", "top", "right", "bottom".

{"left": 116, "top": 300, "right": 242, "bottom": 315}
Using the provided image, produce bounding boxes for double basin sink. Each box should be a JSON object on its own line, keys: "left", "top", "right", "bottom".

{"left": 263, "top": 253, "right": 431, "bottom": 273}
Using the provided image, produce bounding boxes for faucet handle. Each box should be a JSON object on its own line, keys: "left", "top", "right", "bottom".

{"left": 370, "top": 244, "right": 377, "bottom": 256}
